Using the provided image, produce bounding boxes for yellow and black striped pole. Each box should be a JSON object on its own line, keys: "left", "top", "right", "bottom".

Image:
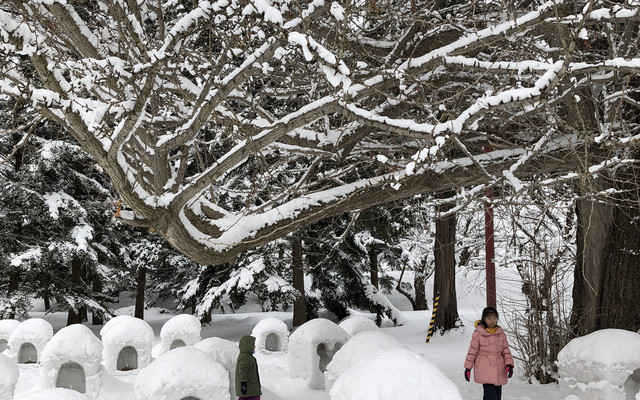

{"left": 426, "top": 292, "right": 440, "bottom": 343}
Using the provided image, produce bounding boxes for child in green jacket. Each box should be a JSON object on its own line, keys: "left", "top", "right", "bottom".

{"left": 235, "top": 335, "right": 262, "bottom": 400}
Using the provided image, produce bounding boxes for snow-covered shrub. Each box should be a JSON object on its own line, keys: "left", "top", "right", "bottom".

{"left": 0, "top": 319, "right": 20, "bottom": 352}
{"left": 324, "top": 330, "right": 407, "bottom": 391}
{"left": 6, "top": 318, "right": 53, "bottom": 363}
{"left": 289, "top": 318, "right": 350, "bottom": 389}
{"left": 194, "top": 337, "right": 239, "bottom": 400}
{"left": 338, "top": 315, "right": 378, "bottom": 336}
{"left": 41, "top": 324, "right": 103, "bottom": 398}
{"left": 0, "top": 353, "right": 18, "bottom": 400}
{"left": 100, "top": 315, "right": 154, "bottom": 373}
{"left": 557, "top": 329, "right": 640, "bottom": 400}
{"left": 134, "top": 346, "right": 229, "bottom": 400}
{"left": 153, "top": 314, "right": 201, "bottom": 357}
{"left": 330, "top": 348, "right": 463, "bottom": 400}
{"left": 252, "top": 317, "right": 289, "bottom": 354}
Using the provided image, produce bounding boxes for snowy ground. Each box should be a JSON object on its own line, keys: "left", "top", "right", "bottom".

{"left": 8, "top": 267, "right": 579, "bottom": 399}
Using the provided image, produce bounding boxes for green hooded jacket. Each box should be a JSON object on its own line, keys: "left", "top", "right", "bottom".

{"left": 235, "top": 335, "right": 262, "bottom": 397}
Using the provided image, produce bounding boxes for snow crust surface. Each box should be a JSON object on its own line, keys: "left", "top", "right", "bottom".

{"left": 0, "top": 353, "right": 18, "bottom": 400}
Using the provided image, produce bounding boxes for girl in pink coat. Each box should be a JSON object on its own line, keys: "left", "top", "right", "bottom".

{"left": 464, "top": 307, "right": 514, "bottom": 400}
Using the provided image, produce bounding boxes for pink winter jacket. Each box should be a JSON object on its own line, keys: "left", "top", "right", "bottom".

{"left": 464, "top": 324, "right": 514, "bottom": 386}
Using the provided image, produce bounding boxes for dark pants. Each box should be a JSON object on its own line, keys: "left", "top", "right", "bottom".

{"left": 482, "top": 384, "right": 502, "bottom": 400}
{"left": 238, "top": 397, "right": 260, "bottom": 400}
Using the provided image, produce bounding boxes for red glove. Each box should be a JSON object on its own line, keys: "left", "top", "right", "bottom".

{"left": 464, "top": 369, "right": 471, "bottom": 382}
{"left": 506, "top": 364, "right": 514, "bottom": 378}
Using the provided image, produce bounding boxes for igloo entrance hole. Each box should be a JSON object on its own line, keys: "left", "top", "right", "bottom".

{"left": 56, "top": 362, "right": 86, "bottom": 393}
{"left": 265, "top": 333, "right": 280, "bottom": 351}
{"left": 18, "top": 342, "right": 37, "bottom": 363}
{"left": 181, "top": 397, "right": 200, "bottom": 400}
{"left": 317, "top": 342, "right": 343, "bottom": 373}
{"left": 625, "top": 368, "right": 640, "bottom": 400}
{"left": 117, "top": 346, "right": 138, "bottom": 371}
{"left": 170, "top": 339, "right": 186, "bottom": 350}
{"left": 0, "top": 339, "right": 8, "bottom": 352}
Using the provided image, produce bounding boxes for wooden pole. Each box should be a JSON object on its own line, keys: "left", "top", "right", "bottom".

{"left": 426, "top": 292, "right": 440, "bottom": 343}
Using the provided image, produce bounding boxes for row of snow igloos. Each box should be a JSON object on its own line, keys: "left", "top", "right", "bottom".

{"left": 0, "top": 314, "right": 291, "bottom": 400}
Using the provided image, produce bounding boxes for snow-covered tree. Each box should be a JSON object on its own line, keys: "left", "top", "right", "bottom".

{"left": 1, "top": 1, "right": 639, "bottom": 331}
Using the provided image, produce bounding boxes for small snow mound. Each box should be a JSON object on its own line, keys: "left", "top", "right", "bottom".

{"left": 252, "top": 318, "right": 289, "bottom": 353}
{"left": 153, "top": 314, "right": 201, "bottom": 357}
{"left": 0, "top": 353, "right": 18, "bottom": 400}
{"left": 194, "top": 337, "right": 239, "bottom": 400}
{"left": 325, "top": 330, "right": 407, "bottom": 390}
{"left": 330, "top": 348, "right": 463, "bottom": 400}
{"left": 135, "top": 346, "right": 229, "bottom": 400}
{"left": 100, "top": 315, "right": 154, "bottom": 373}
{"left": 289, "top": 318, "right": 350, "bottom": 389}
{"left": 338, "top": 316, "right": 378, "bottom": 336}
{"left": 557, "top": 329, "right": 640, "bottom": 400}
{"left": 7, "top": 318, "right": 53, "bottom": 363}
{"left": 14, "top": 388, "right": 87, "bottom": 400}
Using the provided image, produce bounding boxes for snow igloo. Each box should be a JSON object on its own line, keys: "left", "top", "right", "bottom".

{"left": 338, "top": 315, "right": 379, "bottom": 336}
{"left": 289, "top": 318, "right": 350, "bottom": 389}
{"left": 324, "top": 330, "right": 407, "bottom": 391}
{"left": 557, "top": 328, "right": 640, "bottom": 400}
{"left": 194, "top": 337, "right": 239, "bottom": 400}
{"left": 41, "top": 324, "right": 103, "bottom": 398}
{"left": 252, "top": 317, "right": 289, "bottom": 354}
{"left": 100, "top": 315, "right": 154, "bottom": 373}
{"left": 134, "top": 346, "right": 229, "bottom": 400}
{"left": 330, "top": 348, "right": 463, "bottom": 400}
{"left": 153, "top": 314, "right": 201, "bottom": 357}
{"left": 0, "top": 353, "right": 19, "bottom": 400}
{"left": 6, "top": 318, "right": 53, "bottom": 364}
{"left": 0, "top": 319, "right": 20, "bottom": 353}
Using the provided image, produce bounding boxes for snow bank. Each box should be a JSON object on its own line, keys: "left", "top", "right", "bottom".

{"left": 14, "top": 388, "right": 88, "bottom": 400}
{"left": 330, "top": 348, "right": 463, "bottom": 400}
{"left": 100, "top": 315, "right": 154, "bottom": 373}
{"left": 252, "top": 317, "right": 289, "bottom": 353}
{"left": 324, "top": 330, "right": 407, "bottom": 390}
{"left": 338, "top": 315, "right": 378, "bottom": 336}
{"left": 0, "top": 353, "right": 18, "bottom": 400}
{"left": 134, "top": 346, "right": 230, "bottom": 400}
{"left": 557, "top": 329, "right": 640, "bottom": 400}
{"left": 194, "top": 337, "right": 239, "bottom": 400}
{"left": 6, "top": 318, "right": 53, "bottom": 363}
{"left": 0, "top": 319, "right": 20, "bottom": 352}
{"left": 41, "top": 324, "right": 103, "bottom": 398}
{"left": 289, "top": 318, "right": 350, "bottom": 389}
{"left": 153, "top": 314, "right": 201, "bottom": 357}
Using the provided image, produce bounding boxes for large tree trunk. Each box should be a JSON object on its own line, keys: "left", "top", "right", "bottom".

{"left": 135, "top": 266, "right": 147, "bottom": 320}
{"left": 292, "top": 238, "right": 307, "bottom": 327}
{"left": 414, "top": 268, "right": 428, "bottom": 311}
{"left": 66, "top": 258, "right": 83, "bottom": 325}
{"left": 369, "top": 247, "right": 379, "bottom": 289}
{"left": 433, "top": 202, "right": 460, "bottom": 331}
{"left": 571, "top": 175, "right": 640, "bottom": 336}
{"left": 91, "top": 276, "right": 104, "bottom": 325}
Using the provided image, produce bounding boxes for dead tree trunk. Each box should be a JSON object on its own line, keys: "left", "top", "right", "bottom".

{"left": 292, "top": 238, "right": 307, "bottom": 327}
{"left": 433, "top": 202, "right": 460, "bottom": 331}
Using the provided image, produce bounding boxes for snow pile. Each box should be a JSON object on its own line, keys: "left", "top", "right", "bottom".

{"left": 6, "top": 318, "right": 53, "bottom": 363}
{"left": 330, "top": 348, "right": 463, "bottom": 400}
{"left": 289, "top": 318, "right": 350, "bottom": 389}
{"left": 100, "top": 315, "right": 154, "bottom": 373}
{"left": 0, "top": 353, "right": 18, "bottom": 400}
{"left": 14, "top": 388, "right": 88, "bottom": 400}
{"left": 338, "top": 315, "right": 378, "bottom": 336}
{"left": 0, "top": 319, "right": 20, "bottom": 352}
{"left": 252, "top": 317, "right": 289, "bottom": 353}
{"left": 194, "top": 337, "right": 239, "bottom": 400}
{"left": 324, "top": 330, "right": 407, "bottom": 390}
{"left": 41, "top": 324, "right": 103, "bottom": 398}
{"left": 134, "top": 346, "right": 230, "bottom": 400}
{"left": 152, "top": 314, "right": 201, "bottom": 357}
{"left": 557, "top": 329, "right": 640, "bottom": 400}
